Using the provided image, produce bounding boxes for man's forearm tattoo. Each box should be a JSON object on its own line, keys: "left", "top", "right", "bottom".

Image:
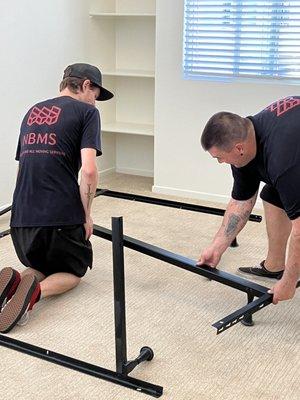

{"left": 86, "top": 184, "right": 95, "bottom": 210}
{"left": 225, "top": 214, "right": 241, "bottom": 236}
{"left": 225, "top": 208, "right": 251, "bottom": 237}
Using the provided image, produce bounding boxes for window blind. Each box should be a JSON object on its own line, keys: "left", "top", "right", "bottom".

{"left": 183, "top": 1, "right": 300, "bottom": 81}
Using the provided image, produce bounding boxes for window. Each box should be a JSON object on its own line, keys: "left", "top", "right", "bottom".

{"left": 183, "top": 1, "right": 300, "bottom": 82}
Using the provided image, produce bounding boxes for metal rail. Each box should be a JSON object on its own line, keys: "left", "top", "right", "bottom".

{"left": 95, "top": 189, "right": 262, "bottom": 223}
{"left": 0, "top": 205, "right": 11, "bottom": 217}
{"left": 0, "top": 229, "right": 10, "bottom": 239}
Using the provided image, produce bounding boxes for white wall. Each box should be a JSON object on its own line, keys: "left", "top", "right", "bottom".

{"left": 154, "top": 0, "right": 297, "bottom": 205}
{"left": 116, "top": 134, "right": 154, "bottom": 176}
{"left": 0, "top": 0, "right": 90, "bottom": 207}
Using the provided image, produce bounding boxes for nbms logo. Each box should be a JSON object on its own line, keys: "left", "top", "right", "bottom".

{"left": 265, "top": 97, "right": 300, "bottom": 117}
{"left": 27, "top": 106, "right": 61, "bottom": 126}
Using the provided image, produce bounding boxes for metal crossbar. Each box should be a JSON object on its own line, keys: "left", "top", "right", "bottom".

{"left": 93, "top": 225, "right": 269, "bottom": 298}
{"left": 95, "top": 189, "right": 262, "bottom": 223}
{"left": 0, "top": 229, "right": 10, "bottom": 239}
{"left": 0, "top": 205, "right": 11, "bottom": 217}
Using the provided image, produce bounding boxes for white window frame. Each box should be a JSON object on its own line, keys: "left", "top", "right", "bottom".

{"left": 183, "top": 1, "right": 300, "bottom": 83}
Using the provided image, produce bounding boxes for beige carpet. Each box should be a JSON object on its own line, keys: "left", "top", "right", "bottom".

{"left": 0, "top": 174, "right": 299, "bottom": 400}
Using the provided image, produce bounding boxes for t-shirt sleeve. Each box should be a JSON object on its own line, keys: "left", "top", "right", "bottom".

{"left": 231, "top": 165, "right": 260, "bottom": 200}
{"left": 16, "top": 115, "right": 27, "bottom": 161}
{"left": 275, "top": 166, "right": 300, "bottom": 220}
{"left": 80, "top": 107, "right": 101, "bottom": 156}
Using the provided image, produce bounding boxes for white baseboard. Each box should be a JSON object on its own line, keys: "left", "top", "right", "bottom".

{"left": 152, "top": 185, "right": 230, "bottom": 205}
{"left": 116, "top": 167, "right": 154, "bottom": 178}
{"left": 99, "top": 167, "right": 116, "bottom": 177}
{"left": 152, "top": 185, "right": 263, "bottom": 209}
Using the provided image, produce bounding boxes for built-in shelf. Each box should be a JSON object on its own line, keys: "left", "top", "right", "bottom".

{"left": 90, "top": 12, "right": 156, "bottom": 18}
{"left": 102, "top": 122, "right": 154, "bottom": 136}
{"left": 103, "top": 69, "right": 155, "bottom": 78}
{"left": 90, "top": 1, "right": 156, "bottom": 176}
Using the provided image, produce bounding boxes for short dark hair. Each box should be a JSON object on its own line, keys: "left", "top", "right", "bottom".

{"left": 59, "top": 77, "right": 98, "bottom": 94}
{"left": 201, "top": 112, "right": 251, "bottom": 151}
{"left": 59, "top": 77, "right": 85, "bottom": 94}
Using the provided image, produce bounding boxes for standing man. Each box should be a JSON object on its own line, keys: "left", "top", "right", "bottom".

{"left": 198, "top": 97, "right": 300, "bottom": 304}
{"left": 0, "top": 63, "right": 113, "bottom": 333}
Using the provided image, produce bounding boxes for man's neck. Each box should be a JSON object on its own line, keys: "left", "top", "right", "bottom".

{"left": 59, "top": 88, "right": 81, "bottom": 101}
{"left": 247, "top": 122, "right": 257, "bottom": 162}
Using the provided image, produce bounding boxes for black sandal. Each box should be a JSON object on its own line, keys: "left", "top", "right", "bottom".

{"left": 238, "top": 260, "right": 284, "bottom": 280}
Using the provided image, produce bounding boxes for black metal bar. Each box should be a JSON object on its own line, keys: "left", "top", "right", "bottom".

{"left": 230, "top": 238, "right": 238, "bottom": 248}
{"left": 0, "top": 334, "right": 163, "bottom": 397}
{"left": 212, "top": 293, "right": 272, "bottom": 334}
{"left": 0, "top": 229, "right": 11, "bottom": 239}
{"left": 0, "top": 205, "right": 11, "bottom": 217}
{"left": 96, "top": 189, "right": 262, "bottom": 223}
{"left": 0, "top": 204, "right": 12, "bottom": 240}
{"left": 112, "top": 217, "right": 157, "bottom": 376}
{"left": 93, "top": 225, "right": 269, "bottom": 297}
{"left": 112, "top": 217, "right": 128, "bottom": 375}
{"left": 241, "top": 291, "right": 255, "bottom": 326}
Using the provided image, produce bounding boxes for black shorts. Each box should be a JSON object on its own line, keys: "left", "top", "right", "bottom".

{"left": 10, "top": 225, "right": 93, "bottom": 278}
{"left": 260, "top": 184, "right": 284, "bottom": 209}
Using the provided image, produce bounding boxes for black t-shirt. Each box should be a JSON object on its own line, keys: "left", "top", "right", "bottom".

{"left": 231, "top": 96, "right": 300, "bottom": 220}
{"left": 10, "top": 96, "right": 101, "bottom": 227}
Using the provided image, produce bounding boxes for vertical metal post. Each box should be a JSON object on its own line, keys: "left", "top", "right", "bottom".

{"left": 241, "top": 291, "right": 254, "bottom": 326}
{"left": 230, "top": 238, "right": 238, "bottom": 247}
{"left": 112, "top": 216, "right": 128, "bottom": 375}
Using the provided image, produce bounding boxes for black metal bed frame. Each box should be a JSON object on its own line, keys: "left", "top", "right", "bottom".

{"left": 0, "top": 193, "right": 286, "bottom": 397}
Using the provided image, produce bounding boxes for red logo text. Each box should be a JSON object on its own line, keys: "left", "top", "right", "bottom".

{"left": 22, "top": 133, "right": 57, "bottom": 146}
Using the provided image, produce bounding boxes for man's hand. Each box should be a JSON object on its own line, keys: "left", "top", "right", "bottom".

{"left": 197, "top": 245, "right": 222, "bottom": 267}
{"left": 84, "top": 216, "right": 94, "bottom": 240}
{"left": 268, "top": 278, "right": 296, "bottom": 304}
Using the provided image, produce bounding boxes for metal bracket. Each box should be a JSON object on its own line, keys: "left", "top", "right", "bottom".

{"left": 212, "top": 293, "right": 272, "bottom": 334}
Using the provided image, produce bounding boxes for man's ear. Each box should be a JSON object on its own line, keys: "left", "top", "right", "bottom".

{"left": 82, "top": 79, "right": 90, "bottom": 91}
{"left": 235, "top": 143, "right": 244, "bottom": 154}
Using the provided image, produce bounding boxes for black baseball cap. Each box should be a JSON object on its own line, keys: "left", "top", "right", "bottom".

{"left": 63, "top": 63, "right": 114, "bottom": 101}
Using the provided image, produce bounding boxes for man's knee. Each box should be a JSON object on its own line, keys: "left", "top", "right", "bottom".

{"left": 72, "top": 275, "right": 81, "bottom": 288}
{"left": 59, "top": 274, "right": 81, "bottom": 294}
